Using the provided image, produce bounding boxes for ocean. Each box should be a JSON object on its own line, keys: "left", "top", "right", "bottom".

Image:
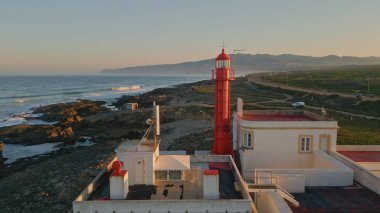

{"left": 0, "top": 75, "right": 207, "bottom": 127}
{"left": 0, "top": 75, "right": 207, "bottom": 163}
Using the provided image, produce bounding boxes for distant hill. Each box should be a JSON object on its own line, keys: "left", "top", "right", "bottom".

{"left": 102, "top": 54, "right": 380, "bottom": 76}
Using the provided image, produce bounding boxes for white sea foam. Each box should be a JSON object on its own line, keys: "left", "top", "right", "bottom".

{"left": 15, "top": 99, "right": 25, "bottom": 104}
{"left": 3, "top": 142, "right": 63, "bottom": 164}
{"left": 74, "top": 137, "right": 96, "bottom": 147}
{"left": 0, "top": 113, "right": 57, "bottom": 127}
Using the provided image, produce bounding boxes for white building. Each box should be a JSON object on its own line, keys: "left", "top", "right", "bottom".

{"left": 233, "top": 98, "right": 353, "bottom": 193}
{"left": 73, "top": 106, "right": 255, "bottom": 213}
{"left": 73, "top": 140, "right": 254, "bottom": 213}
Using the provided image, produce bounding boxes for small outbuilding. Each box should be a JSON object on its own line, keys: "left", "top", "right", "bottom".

{"left": 121, "top": 103, "right": 138, "bottom": 111}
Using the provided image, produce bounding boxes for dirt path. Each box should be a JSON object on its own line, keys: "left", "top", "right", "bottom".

{"left": 160, "top": 119, "right": 213, "bottom": 150}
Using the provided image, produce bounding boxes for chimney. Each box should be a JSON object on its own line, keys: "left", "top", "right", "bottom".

{"left": 203, "top": 170, "right": 219, "bottom": 199}
{"left": 110, "top": 161, "right": 128, "bottom": 199}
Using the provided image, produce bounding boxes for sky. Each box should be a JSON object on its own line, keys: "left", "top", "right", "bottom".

{"left": 1, "top": 0, "right": 380, "bottom": 75}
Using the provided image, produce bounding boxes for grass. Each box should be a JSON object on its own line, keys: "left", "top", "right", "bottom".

{"left": 254, "top": 83, "right": 380, "bottom": 117}
{"left": 327, "top": 111, "right": 380, "bottom": 145}
{"left": 262, "top": 65, "right": 380, "bottom": 96}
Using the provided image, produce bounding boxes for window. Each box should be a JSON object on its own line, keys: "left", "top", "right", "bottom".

{"left": 243, "top": 131, "right": 253, "bottom": 148}
{"left": 169, "top": 171, "right": 182, "bottom": 180}
{"left": 155, "top": 170, "right": 183, "bottom": 181}
{"left": 216, "top": 60, "right": 230, "bottom": 69}
{"left": 155, "top": 171, "right": 167, "bottom": 180}
{"left": 299, "top": 136, "right": 313, "bottom": 153}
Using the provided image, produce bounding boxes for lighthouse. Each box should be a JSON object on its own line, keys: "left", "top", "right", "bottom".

{"left": 212, "top": 48, "right": 234, "bottom": 155}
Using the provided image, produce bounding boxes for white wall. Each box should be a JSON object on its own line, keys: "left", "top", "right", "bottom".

{"left": 239, "top": 128, "right": 337, "bottom": 171}
{"left": 313, "top": 151, "right": 339, "bottom": 169}
{"left": 73, "top": 200, "right": 253, "bottom": 213}
{"left": 252, "top": 168, "right": 352, "bottom": 187}
{"left": 117, "top": 150, "right": 156, "bottom": 185}
{"left": 358, "top": 162, "right": 380, "bottom": 171}
{"left": 255, "top": 192, "right": 293, "bottom": 213}
{"left": 243, "top": 152, "right": 353, "bottom": 190}
{"left": 337, "top": 145, "right": 380, "bottom": 151}
{"left": 274, "top": 174, "right": 305, "bottom": 193}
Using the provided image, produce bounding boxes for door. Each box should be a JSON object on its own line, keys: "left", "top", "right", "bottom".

{"left": 319, "top": 135, "right": 330, "bottom": 152}
{"left": 135, "top": 160, "right": 145, "bottom": 184}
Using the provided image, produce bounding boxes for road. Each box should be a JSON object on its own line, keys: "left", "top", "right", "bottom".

{"left": 248, "top": 75, "right": 380, "bottom": 101}
{"left": 242, "top": 81, "right": 380, "bottom": 121}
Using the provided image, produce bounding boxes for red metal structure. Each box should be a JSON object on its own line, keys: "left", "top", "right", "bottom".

{"left": 212, "top": 48, "right": 234, "bottom": 155}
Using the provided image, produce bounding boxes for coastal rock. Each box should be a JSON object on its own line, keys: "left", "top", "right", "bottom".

{"left": 0, "top": 125, "right": 77, "bottom": 145}
{"left": 34, "top": 100, "right": 107, "bottom": 122}
{"left": 60, "top": 127, "right": 75, "bottom": 143}
{"left": 0, "top": 125, "right": 61, "bottom": 145}
{"left": 0, "top": 142, "right": 4, "bottom": 163}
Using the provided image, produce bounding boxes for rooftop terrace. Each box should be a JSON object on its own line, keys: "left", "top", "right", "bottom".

{"left": 339, "top": 151, "right": 380, "bottom": 162}
{"left": 241, "top": 110, "right": 331, "bottom": 122}
{"left": 90, "top": 161, "right": 243, "bottom": 200}
{"left": 73, "top": 154, "right": 253, "bottom": 213}
{"left": 242, "top": 114, "right": 317, "bottom": 121}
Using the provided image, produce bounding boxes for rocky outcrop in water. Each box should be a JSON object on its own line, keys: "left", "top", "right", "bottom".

{"left": 0, "top": 100, "right": 108, "bottom": 146}
{"left": 34, "top": 100, "right": 106, "bottom": 122}
{"left": 0, "top": 125, "right": 78, "bottom": 145}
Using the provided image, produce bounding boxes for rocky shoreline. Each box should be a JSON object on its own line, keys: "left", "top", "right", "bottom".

{"left": 0, "top": 78, "right": 217, "bottom": 212}
{"left": 0, "top": 100, "right": 108, "bottom": 146}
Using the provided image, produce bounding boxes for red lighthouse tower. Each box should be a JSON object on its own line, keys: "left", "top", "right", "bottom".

{"left": 212, "top": 48, "right": 234, "bottom": 155}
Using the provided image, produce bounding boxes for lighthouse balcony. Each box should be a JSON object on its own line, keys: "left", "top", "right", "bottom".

{"left": 211, "top": 69, "right": 235, "bottom": 80}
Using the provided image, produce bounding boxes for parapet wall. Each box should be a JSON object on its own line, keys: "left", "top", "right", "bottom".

{"left": 73, "top": 154, "right": 256, "bottom": 213}
{"left": 337, "top": 145, "right": 380, "bottom": 151}
{"left": 74, "top": 199, "right": 252, "bottom": 213}
{"left": 331, "top": 151, "right": 380, "bottom": 194}
{"left": 255, "top": 192, "right": 293, "bottom": 213}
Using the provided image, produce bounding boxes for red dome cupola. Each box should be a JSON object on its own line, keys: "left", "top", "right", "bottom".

{"left": 216, "top": 48, "right": 231, "bottom": 60}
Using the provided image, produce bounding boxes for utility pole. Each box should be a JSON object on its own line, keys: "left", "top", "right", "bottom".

{"left": 367, "top": 76, "right": 370, "bottom": 95}
{"left": 286, "top": 72, "right": 289, "bottom": 86}
{"left": 233, "top": 49, "right": 246, "bottom": 70}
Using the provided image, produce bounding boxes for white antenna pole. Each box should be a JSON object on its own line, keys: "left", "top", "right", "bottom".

{"left": 154, "top": 105, "right": 160, "bottom": 144}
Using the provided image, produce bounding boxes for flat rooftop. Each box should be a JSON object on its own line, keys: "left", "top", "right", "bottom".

{"left": 90, "top": 161, "right": 243, "bottom": 201}
{"left": 289, "top": 184, "right": 380, "bottom": 212}
{"left": 241, "top": 110, "right": 331, "bottom": 122}
{"left": 339, "top": 151, "right": 380, "bottom": 162}
{"left": 242, "top": 114, "right": 317, "bottom": 121}
{"left": 115, "top": 139, "right": 157, "bottom": 152}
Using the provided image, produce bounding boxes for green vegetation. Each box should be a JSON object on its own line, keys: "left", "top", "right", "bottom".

{"left": 187, "top": 74, "right": 380, "bottom": 145}
{"left": 262, "top": 65, "right": 380, "bottom": 95}
{"left": 327, "top": 112, "right": 380, "bottom": 145}
{"left": 167, "top": 128, "right": 213, "bottom": 153}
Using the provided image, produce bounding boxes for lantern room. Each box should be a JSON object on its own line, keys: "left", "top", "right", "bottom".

{"left": 212, "top": 49, "right": 234, "bottom": 81}
{"left": 215, "top": 49, "right": 231, "bottom": 69}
